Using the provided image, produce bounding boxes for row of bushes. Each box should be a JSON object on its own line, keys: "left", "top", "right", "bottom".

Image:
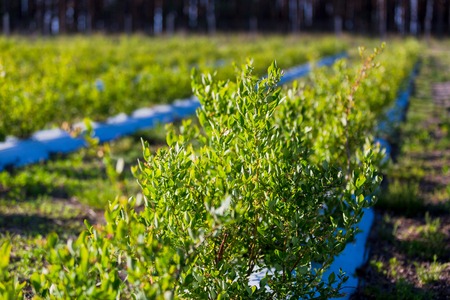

{"left": 0, "top": 35, "right": 345, "bottom": 140}
{"left": 0, "top": 39, "right": 420, "bottom": 298}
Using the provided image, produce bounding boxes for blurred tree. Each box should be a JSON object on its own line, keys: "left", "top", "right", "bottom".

{"left": 436, "top": 0, "right": 445, "bottom": 36}
{"left": 424, "top": 0, "right": 434, "bottom": 39}
{"left": 410, "top": 0, "right": 418, "bottom": 35}
{"left": 2, "top": 0, "right": 10, "bottom": 35}
{"left": 1, "top": 0, "right": 449, "bottom": 36}
{"left": 333, "top": 0, "right": 344, "bottom": 35}
{"left": 378, "top": 0, "right": 387, "bottom": 37}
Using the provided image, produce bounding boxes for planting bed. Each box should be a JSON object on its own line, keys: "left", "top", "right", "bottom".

{"left": 352, "top": 40, "right": 450, "bottom": 300}
{"left": 0, "top": 52, "right": 346, "bottom": 171}
{"left": 0, "top": 35, "right": 345, "bottom": 140}
{"left": 1, "top": 36, "right": 441, "bottom": 299}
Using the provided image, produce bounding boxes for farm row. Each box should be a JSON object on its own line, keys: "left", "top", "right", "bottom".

{"left": 0, "top": 37, "right": 421, "bottom": 298}
{"left": 0, "top": 35, "right": 345, "bottom": 141}
{"left": 354, "top": 39, "right": 450, "bottom": 299}
{"left": 0, "top": 52, "right": 347, "bottom": 171}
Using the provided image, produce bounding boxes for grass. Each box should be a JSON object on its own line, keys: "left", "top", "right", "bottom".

{"left": 0, "top": 123, "right": 170, "bottom": 209}
{"left": 0, "top": 37, "right": 446, "bottom": 298}
{"left": 415, "top": 255, "right": 447, "bottom": 285}
{"left": 0, "top": 124, "right": 170, "bottom": 286}
{"left": 376, "top": 179, "right": 424, "bottom": 216}
{"left": 401, "top": 213, "right": 447, "bottom": 260}
{"left": 358, "top": 277, "right": 434, "bottom": 300}
{"left": 354, "top": 40, "right": 450, "bottom": 299}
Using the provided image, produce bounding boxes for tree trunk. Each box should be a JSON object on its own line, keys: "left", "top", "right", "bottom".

{"left": 43, "top": 0, "right": 51, "bottom": 35}
{"left": 21, "top": 0, "right": 28, "bottom": 15}
{"left": 378, "top": 0, "right": 387, "bottom": 37}
{"left": 436, "top": 0, "right": 445, "bottom": 36}
{"left": 448, "top": 0, "right": 450, "bottom": 34}
{"left": 394, "top": 0, "right": 405, "bottom": 35}
{"left": 424, "top": 0, "right": 434, "bottom": 39}
{"left": 410, "top": 0, "right": 418, "bottom": 35}
{"left": 250, "top": 0, "right": 259, "bottom": 33}
{"left": 345, "top": 0, "right": 354, "bottom": 32}
{"left": 333, "top": 0, "right": 343, "bottom": 36}
{"left": 154, "top": 0, "right": 163, "bottom": 35}
{"left": 124, "top": 0, "right": 132, "bottom": 34}
{"left": 289, "top": 0, "right": 299, "bottom": 32}
{"left": 87, "top": 0, "right": 94, "bottom": 34}
{"left": 305, "top": 0, "right": 313, "bottom": 27}
{"left": 59, "top": 0, "right": 66, "bottom": 33}
{"left": 188, "top": 0, "right": 198, "bottom": 29}
{"left": 206, "top": 0, "right": 216, "bottom": 34}
{"left": 2, "top": 0, "right": 10, "bottom": 35}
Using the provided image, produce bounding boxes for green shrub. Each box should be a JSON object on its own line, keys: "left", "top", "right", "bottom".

{"left": 22, "top": 42, "right": 422, "bottom": 298}
{"left": 0, "top": 241, "right": 26, "bottom": 299}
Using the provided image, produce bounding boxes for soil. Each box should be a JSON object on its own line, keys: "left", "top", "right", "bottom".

{"left": 352, "top": 63, "right": 450, "bottom": 299}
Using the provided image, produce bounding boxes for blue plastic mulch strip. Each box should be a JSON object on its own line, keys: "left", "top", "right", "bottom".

{"left": 249, "top": 62, "right": 418, "bottom": 298}
{"left": 0, "top": 139, "right": 50, "bottom": 171}
{"left": 0, "top": 53, "right": 345, "bottom": 170}
{"left": 325, "top": 208, "right": 375, "bottom": 299}
{"left": 131, "top": 104, "right": 176, "bottom": 130}
{"left": 278, "top": 52, "right": 348, "bottom": 86}
{"left": 247, "top": 209, "right": 374, "bottom": 298}
{"left": 332, "top": 63, "right": 418, "bottom": 299}
{"left": 376, "top": 62, "right": 420, "bottom": 157}
{"left": 31, "top": 128, "right": 86, "bottom": 153}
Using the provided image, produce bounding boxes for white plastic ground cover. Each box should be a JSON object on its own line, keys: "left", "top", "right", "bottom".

{"left": 0, "top": 53, "right": 345, "bottom": 171}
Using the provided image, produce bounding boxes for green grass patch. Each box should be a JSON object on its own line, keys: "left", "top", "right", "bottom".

{"left": 376, "top": 180, "right": 424, "bottom": 216}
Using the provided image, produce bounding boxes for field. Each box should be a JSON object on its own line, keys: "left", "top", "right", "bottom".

{"left": 0, "top": 35, "right": 344, "bottom": 140}
{"left": 0, "top": 35, "right": 448, "bottom": 299}
{"left": 352, "top": 40, "right": 450, "bottom": 299}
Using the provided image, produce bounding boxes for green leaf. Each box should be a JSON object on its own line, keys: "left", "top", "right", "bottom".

{"left": 0, "top": 241, "right": 11, "bottom": 270}
{"left": 30, "top": 273, "right": 42, "bottom": 291}
{"left": 47, "top": 232, "right": 59, "bottom": 249}
{"left": 328, "top": 272, "right": 336, "bottom": 284}
{"left": 356, "top": 174, "right": 366, "bottom": 188}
